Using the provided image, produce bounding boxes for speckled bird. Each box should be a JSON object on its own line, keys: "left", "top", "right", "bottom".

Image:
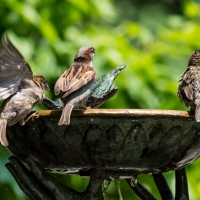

{"left": 0, "top": 36, "right": 49, "bottom": 146}
{"left": 178, "top": 50, "right": 200, "bottom": 122}
{"left": 54, "top": 46, "right": 96, "bottom": 125}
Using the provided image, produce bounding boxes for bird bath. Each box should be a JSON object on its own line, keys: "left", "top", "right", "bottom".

{"left": 5, "top": 109, "right": 199, "bottom": 199}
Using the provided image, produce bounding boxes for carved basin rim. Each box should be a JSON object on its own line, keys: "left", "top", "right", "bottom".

{"left": 38, "top": 109, "right": 192, "bottom": 118}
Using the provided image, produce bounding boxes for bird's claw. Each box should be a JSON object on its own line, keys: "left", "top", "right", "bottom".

{"left": 24, "top": 111, "right": 39, "bottom": 124}
{"left": 80, "top": 104, "right": 91, "bottom": 113}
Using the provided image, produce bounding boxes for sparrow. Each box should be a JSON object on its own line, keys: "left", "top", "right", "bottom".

{"left": 54, "top": 46, "right": 96, "bottom": 125}
{"left": 0, "top": 36, "right": 49, "bottom": 146}
{"left": 178, "top": 50, "right": 200, "bottom": 122}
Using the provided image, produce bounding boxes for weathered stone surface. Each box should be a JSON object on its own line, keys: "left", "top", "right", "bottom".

{"left": 5, "top": 109, "right": 200, "bottom": 176}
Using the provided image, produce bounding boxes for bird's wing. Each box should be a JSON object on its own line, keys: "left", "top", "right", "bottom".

{"left": 0, "top": 36, "right": 33, "bottom": 100}
{"left": 54, "top": 63, "right": 96, "bottom": 97}
{"left": 181, "top": 66, "right": 200, "bottom": 101}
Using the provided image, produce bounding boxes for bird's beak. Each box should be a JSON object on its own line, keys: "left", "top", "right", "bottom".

{"left": 45, "top": 84, "right": 50, "bottom": 90}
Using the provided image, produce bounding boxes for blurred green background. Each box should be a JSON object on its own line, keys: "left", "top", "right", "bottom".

{"left": 1, "top": 0, "right": 200, "bottom": 199}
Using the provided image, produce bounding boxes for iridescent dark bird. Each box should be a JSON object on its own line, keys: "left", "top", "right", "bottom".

{"left": 54, "top": 46, "right": 96, "bottom": 125}
{"left": 178, "top": 50, "right": 200, "bottom": 121}
{"left": 0, "top": 36, "right": 49, "bottom": 146}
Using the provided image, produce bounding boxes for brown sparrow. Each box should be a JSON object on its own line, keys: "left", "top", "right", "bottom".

{"left": 178, "top": 50, "right": 200, "bottom": 122}
{"left": 0, "top": 36, "right": 49, "bottom": 146}
{"left": 54, "top": 46, "right": 96, "bottom": 125}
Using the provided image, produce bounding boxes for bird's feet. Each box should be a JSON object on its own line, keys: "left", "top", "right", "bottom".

{"left": 20, "top": 111, "right": 39, "bottom": 126}
{"left": 79, "top": 104, "right": 91, "bottom": 113}
{"left": 26, "top": 111, "right": 39, "bottom": 122}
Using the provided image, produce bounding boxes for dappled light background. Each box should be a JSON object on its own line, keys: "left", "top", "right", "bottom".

{"left": 1, "top": 0, "right": 200, "bottom": 199}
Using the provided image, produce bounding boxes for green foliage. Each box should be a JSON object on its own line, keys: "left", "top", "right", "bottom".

{"left": 1, "top": 0, "right": 200, "bottom": 199}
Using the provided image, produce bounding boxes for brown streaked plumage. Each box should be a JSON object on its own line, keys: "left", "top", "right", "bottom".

{"left": 54, "top": 46, "right": 96, "bottom": 125}
{"left": 0, "top": 36, "right": 49, "bottom": 146}
{"left": 178, "top": 50, "right": 200, "bottom": 122}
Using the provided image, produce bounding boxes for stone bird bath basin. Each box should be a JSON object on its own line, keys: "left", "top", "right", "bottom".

{"left": 4, "top": 109, "right": 198, "bottom": 200}
{"left": 6, "top": 109, "right": 199, "bottom": 175}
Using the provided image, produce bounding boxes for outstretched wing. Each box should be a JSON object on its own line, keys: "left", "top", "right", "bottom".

{"left": 54, "top": 63, "right": 95, "bottom": 98}
{"left": 0, "top": 36, "right": 33, "bottom": 99}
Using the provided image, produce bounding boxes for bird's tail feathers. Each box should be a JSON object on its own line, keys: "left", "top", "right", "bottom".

{"left": 195, "top": 98, "right": 200, "bottom": 122}
{"left": 58, "top": 104, "right": 74, "bottom": 125}
{"left": 0, "top": 119, "right": 8, "bottom": 146}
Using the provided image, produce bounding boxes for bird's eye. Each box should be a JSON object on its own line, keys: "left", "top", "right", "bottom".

{"left": 92, "top": 48, "right": 95, "bottom": 53}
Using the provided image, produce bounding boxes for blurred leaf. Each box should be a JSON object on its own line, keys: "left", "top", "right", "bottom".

{"left": 183, "top": 1, "right": 199, "bottom": 19}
